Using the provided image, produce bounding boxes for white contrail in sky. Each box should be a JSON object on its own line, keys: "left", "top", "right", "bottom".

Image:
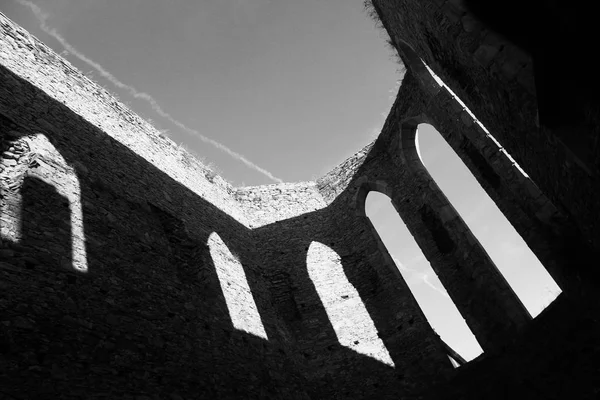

{"left": 422, "top": 274, "right": 451, "bottom": 299}
{"left": 393, "top": 255, "right": 451, "bottom": 299}
{"left": 15, "top": 0, "right": 284, "bottom": 184}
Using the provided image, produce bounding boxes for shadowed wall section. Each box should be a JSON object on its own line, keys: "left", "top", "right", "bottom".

{"left": 0, "top": 11, "right": 451, "bottom": 400}
{"left": 371, "top": 0, "right": 600, "bottom": 284}
{"left": 382, "top": 32, "right": 597, "bottom": 298}
{"left": 0, "top": 13, "right": 309, "bottom": 399}
{"left": 2, "top": 6, "right": 600, "bottom": 400}
{"left": 343, "top": 77, "right": 532, "bottom": 353}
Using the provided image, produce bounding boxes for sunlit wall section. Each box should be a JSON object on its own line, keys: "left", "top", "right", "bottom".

{"left": 208, "top": 232, "right": 268, "bottom": 339}
{"left": 306, "top": 241, "right": 394, "bottom": 367}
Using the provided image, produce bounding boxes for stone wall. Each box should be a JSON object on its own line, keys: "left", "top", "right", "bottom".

{"left": 422, "top": 293, "right": 600, "bottom": 400}
{"left": 235, "top": 182, "right": 326, "bottom": 228}
{"left": 2, "top": 4, "right": 599, "bottom": 399}
{"left": 0, "top": 10, "right": 451, "bottom": 400}
{"left": 0, "top": 13, "right": 244, "bottom": 226}
{"left": 371, "top": 0, "right": 600, "bottom": 258}
{"left": 0, "top": 12, "right": 310, "bottom": 399}
{"left": 338, "top": 72, "right": 532, "bottom": 354}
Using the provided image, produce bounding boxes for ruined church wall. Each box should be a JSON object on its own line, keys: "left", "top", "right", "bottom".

{"left": 421, "top": 86, "right": 596, "bottom": 295}
{"left": 250, "top": 198, "right": 452, "bottom": 399}
{"left": 0, "top": 13, "right": 245, "bottom": 225}
{"left": 235, "top": 182, "right": 327, "bottom": 228}
{"left": 242, "top": 79, "right": 456, "bottom": 399}
{"left": 4, "top": 5, "right": 597, "bottom": 399}
{"left": 371, "top": 0, "right": 600, "bottom": 254}
{"left": 230, "top": 88, "right": 454, "bottom": 397}
{"left": 0, "top": 12, "right": 451, "bottom": 399}
{"left": 334, "top": 73, "right": 532, "bottom": 355}
{"left": 421, "top": 293, "right": 600, "bottom": 400}
{"left": 370, "top": 0, "right": 537, "bottom": 144}
{"left": 0, "top": 13, "right": 310, "bottom": 399}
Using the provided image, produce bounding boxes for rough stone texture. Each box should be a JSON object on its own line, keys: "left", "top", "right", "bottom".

{"left": 0, "top": 10, "right": 451, "bottom": 400}
{"left": 0, "top": 13, "right": 308, "bottom": 400}
{"left": 317, "top": 77, "right": 534, "bottom": 357}
{"left": 235, "top": 182, "right": 327, "bottom": 228}
{"left": 423, "top": 294, "right": 600, "bottom": 400}
{"left": 2, "top": 3, "right": 600, "bottom": 399}
{"left": 371, "top": 0, "right": 600, "bottom": 258}
{"left": 0, "top": 14, "right": 243, "bottom": 226}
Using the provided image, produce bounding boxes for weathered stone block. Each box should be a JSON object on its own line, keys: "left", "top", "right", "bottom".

{"left": 460, "top": 110, "right": 474, "bottom": 127}
{"left": 516, "top": 62, "right": 536, "bottom": 94}
{"left": 461, "top": 13, "right": 482, "bottom": 34}
{"left": 2, "top": 3, "right": 600, "bottom": 399}
{"left": 474, "top": 44, "right": 500, "bottom": 68}
{"left": 441, "top": 1, "right": 464, "bottom": 23}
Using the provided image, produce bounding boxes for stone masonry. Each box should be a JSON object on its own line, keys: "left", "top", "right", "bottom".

{"left": 1, "top": 2, "right": 600, "bottom": 399}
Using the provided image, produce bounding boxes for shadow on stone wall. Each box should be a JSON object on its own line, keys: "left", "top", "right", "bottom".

{"left": 20, "top": 176, "right": 73, "bottom": 271}
{"left": 462, "top": 0, "right": 599, "bottom": 134}
{"left": 2, "top": 22, "right": 599, "bottom": 398}
{"left": 252, "top": 211, "right": 445, "bottom": 398}
{"left": 0, "top": 64, "right": 415, "bottom": 400}
{"left": 250, "top": 132, "right": 458, "bottom": 396}
{"left": 371, "top": 0, "right": 600, "bottom": 255}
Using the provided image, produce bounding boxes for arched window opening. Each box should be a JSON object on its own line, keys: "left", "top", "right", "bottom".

{"left": 365, "top": 191, "right": 483, "bottom": 363}
{"left": 208, "top": 232, "right": 268, "bottom": 339}
{"left": 415, "top": 124, "right": 561, "bottom": 317}
{"left": 306, "top": 241, "right": 394, "bottom": 367}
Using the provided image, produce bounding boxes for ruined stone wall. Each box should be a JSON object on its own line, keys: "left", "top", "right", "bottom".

{"left": 0, "top": 15, "right": 549, "bottom": 394}
{"left": 0, "top": 86, "right": 309, "bottom": 399}
{"left": 0, "top": 13, "right": 244, "bottom": 226}
{"left": 252, "top": 159, "right": 453, "bottom": 398}
{"left": 339, "top": 60, "right": 600, "bottom": 399}
{"left": 232, "top": 124, "right": 457, "bottom": 397}
{"left": 353, "top": 73, "right": 532, "bottom": 351}
{"left": 0, "top": 12, "right": 310, "bottom": 399}
{"left": 0, "top": 11, "right": 456, "bottom": 400}
{"left": 235, "top": 182, "right": 327, "bottom": 228}
{"left": 363, "top": 3, "right": 600, "bottom": 397}
{"left": 421, "top": 87, "right": 596, "bottom": 295}
{"left": 3, "top": 6, "right": 598, "bottom": 399}
{"left": 371, "top": 0, "right": 600, "bottom": 256}
{"left": 422, "top": 293, "right": 600, "bottom": 400}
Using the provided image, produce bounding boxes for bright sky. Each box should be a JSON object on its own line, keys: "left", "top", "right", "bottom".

{"left": 3, "top": 0, "right": 399, "bottom": 185}
{"left": 3, "top": 0, "right": 560, "bottom": 362}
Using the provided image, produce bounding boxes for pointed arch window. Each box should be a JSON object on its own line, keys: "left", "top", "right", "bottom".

{"left": 415, "top": 124, "right": 561, "bottom": 317}
{"left": 365, "top": 191, "right": 483, "bottom": 362}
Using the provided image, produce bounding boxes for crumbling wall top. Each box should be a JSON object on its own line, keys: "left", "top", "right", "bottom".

{"left": 0, "top": 12, "right": 246, "bottom": 222}
{"left": 235, "top": 181, "right": 328, "bottom": 228}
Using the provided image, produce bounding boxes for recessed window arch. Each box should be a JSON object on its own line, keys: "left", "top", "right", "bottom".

{"left": 415, "top": 123, "right": 561, "bottom": 317}
{"left": 393, "top": 40, "right": 563, "bottom": 314}
{"left": 365, "top": 190, "right": 483, "bottom": 363}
